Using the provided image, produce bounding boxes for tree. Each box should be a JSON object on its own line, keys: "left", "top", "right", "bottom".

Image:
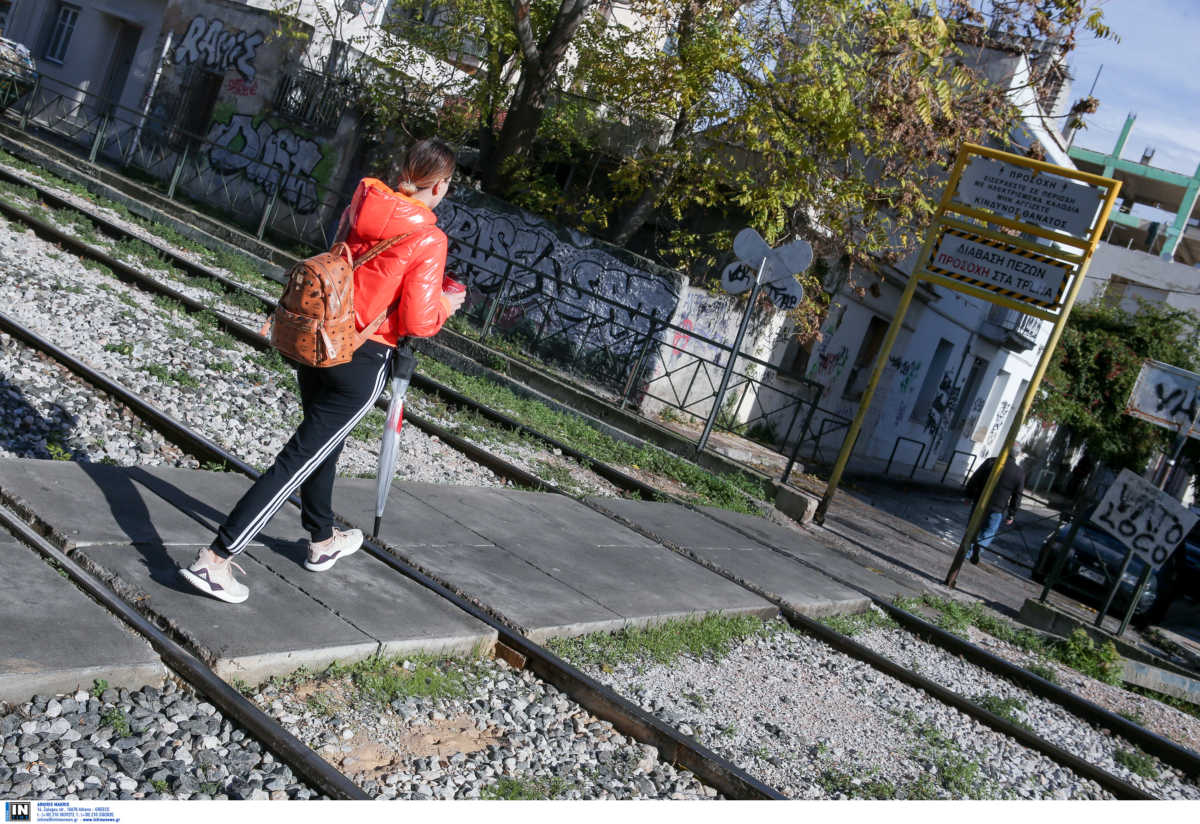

{"left": 1032, "top": 299, "right": 1200, "bottom": 472}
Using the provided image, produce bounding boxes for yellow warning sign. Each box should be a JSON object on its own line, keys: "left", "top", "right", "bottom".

{"left": 927, "top": 227, "right": 1073, "bottom": 309}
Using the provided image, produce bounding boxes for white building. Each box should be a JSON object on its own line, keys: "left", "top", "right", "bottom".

{"left": 757, "top": 41, "right": 1086, "bottom": 487}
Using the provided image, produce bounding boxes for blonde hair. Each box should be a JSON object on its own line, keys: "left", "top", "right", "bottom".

{"left": 396, "top": 138, "right": 456, "bottom": 196}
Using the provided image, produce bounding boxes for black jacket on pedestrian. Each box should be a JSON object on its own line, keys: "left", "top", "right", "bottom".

{"left": 966, "top": 456, "right": 1025, "bottom": 519}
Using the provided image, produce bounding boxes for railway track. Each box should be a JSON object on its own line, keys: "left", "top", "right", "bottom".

{"left": 0, "top": 165, "right": 1197, "bottom": 799}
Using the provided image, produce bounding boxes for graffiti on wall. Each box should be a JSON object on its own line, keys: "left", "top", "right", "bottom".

{"left": 961, "top": 396, "right": 986, "bottom": 438}
{"left": 205, "top": 114, "right": 325, "bottom": 213}
{"left": 175, "top": 16, "right": 264, "bottom": 81}
{"left": 809, "top": 345, "right": 849, "bottom": 393}
{"left": 437, "top": 199, "right": 680, "bottom": 388}
{"left": 986, "top": 400, "right": 1012, "bottom": 449}
{"left": 225, "top": 77, "right": 258, "bottom": 97}
{"left": 888, "top": 357, "right": 923, "bottom": 394}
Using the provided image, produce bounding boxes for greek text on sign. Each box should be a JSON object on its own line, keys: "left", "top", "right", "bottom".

{"left": 928, "top": 228, "right": 1073, "bottom": 308}
{"left": 1125, "top": 359, "right": 1200, "bottom": 439}
{"left": 1089, "top": 469, "right": 1199, "bottom": 569}
{"left": 957, "top": 156, "right": 1102, "bottom": 238}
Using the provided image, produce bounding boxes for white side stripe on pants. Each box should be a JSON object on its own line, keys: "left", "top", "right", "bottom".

{"left": 223, "top": 354, "right": 391, "bottom": 554}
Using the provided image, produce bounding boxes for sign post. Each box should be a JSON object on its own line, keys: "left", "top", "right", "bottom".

{"left": 811, "top": 144, "right": 1121, "bottom": 594}
{"left": 1085, "top": 469, "right": 1199, "bottom": 632}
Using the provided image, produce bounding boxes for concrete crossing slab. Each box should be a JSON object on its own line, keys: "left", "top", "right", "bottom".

{"left": 588, "top": 498, "right": 871, "bottom": 616}
{"left": 0, "top": 459, "right": 303, "bottom": 549}
{"left": 333, "top": 481, "right": 776, "bottom": 639}
{"left": 75, "top": 541, "right": 494, "bottom": 684}
{"left": 698, "top": 506, "right": 925, "bottom": 603}
{"left": 0, "top": 538, "right": 164, "bottom": 701}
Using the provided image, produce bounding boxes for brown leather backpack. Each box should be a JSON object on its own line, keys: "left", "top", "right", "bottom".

{"left": 261, "top": 233, "right": 410, "bottom": 368}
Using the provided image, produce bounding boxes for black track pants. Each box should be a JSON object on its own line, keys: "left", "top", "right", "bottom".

{"left": 214, "top": 341, "right": 392, "bottom": 555}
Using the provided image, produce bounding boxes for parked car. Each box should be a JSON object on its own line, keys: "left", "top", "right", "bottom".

{"left": 1032, "top": 510, "right": 1200, "bottom": 626}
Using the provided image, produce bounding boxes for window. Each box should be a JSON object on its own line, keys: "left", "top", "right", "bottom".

{"left": 911, "top": 338, "right": 954, "bottom": 422}
{"left": 0, "top": 2, "right": 14, "bottom": 36}
{"left": 44, "top": 4, "right": 80, "bottom": 64}
{"left": 841, "top": 316, "right": 889, "bottom": 402}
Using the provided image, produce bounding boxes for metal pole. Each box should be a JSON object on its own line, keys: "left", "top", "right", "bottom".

{"left": 945, "top": 160, "right": 1122, "bottom": 587}
{"left": 88, "top": 113, "right": 109, "bottom": 164}
{"left": 620, "top": 322, "right": 658, "bottom": 408}
{"left": 1039, "top": 519, "right": 1084, "bottom": 602}
{"left": 696, "top": 256, "right": 768, "bottom": 456}
{"left": 813, "top": 147, "right": 981, "bottom": 525}
{"left": 167, "top": 143, "right": 189, "bottom": 200}
{"left": 1118, "top": 566, "right": 1153, "bottom": 636}
{"left": 256, "top": 178, "right": 281, "bottom": 240}
{"left": 126, "top": 31, "right": 173, "bottom": 167}
{"left": 1095, "top": 548, "right": 1134, "bottom": 629}
{"left": 782, "top": 395, "right": 820, "bottom": 485}
{"left": 18, "top": 75, "right": 40, "bottom": 130}
{"left": 813, "top": 273, "right": 921, "bottom": 523}
{"left": 480, "top": 261, "right": 514, "bottom": 341}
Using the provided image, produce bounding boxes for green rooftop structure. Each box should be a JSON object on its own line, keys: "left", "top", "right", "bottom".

{"left": 1069, "top": 114, "right": 1200, "bottom": 265}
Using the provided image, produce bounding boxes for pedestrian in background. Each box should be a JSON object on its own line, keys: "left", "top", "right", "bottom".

{"left": 964, "top": 443, "right": 1026, "bottom": 565}
{"left": 180, "top": 138, "right": 465, "bottom": 604}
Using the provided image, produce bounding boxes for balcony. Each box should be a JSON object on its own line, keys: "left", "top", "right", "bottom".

{"left": 979, "top": 305, "right": 1042, "bottom": 352}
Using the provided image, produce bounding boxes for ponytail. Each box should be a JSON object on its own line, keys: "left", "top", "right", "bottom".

{"left": 396, "top": 138, "right": 456, "bottom": 195}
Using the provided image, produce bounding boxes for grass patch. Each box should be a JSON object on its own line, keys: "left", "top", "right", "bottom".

{"left": 900, "top": 594, "right": 1123, "bottom": 686}
{"left": 103, "top": 342, "right": 133, "bottom": 356}
{"left": 973, "top": 694, "right": 1029, "bottom": 729}
{"left": 1118, "top": 708, "right": 1147, "bottom": 726}
{"left": 415, "top": 353, "right": 770, "bottom": 514}
{"left": 817, "top": 769, "right": 939, "bottom": 800}
{"left": 100, "top": 708, "right": 130, "bottom": 737}
{"left": 350, "top": 409, "right": 386, "bottom": 443}
{"left": 1113, "top": 747, "right": 1158, "bottom": 779}
{"left": 820, "top": 609, "right": 898, "bottom": 637}
{"left": 547, "top": 613, "right": 768, "bottom": 671}
{"left": 481, "top": 776, "right": 572, "bottom": 800}
{"left": 320, "top": 653, "right": 483, "bottom": 705}
{"left": 1027, "top": 663, "right": 1058, "bottom": 683}
{"left": 1128, "top": 685, "right": 1200, "bottom": 723}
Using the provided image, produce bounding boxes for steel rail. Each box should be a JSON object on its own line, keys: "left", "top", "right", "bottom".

{"left": 586, "top": 499, "right": 1166, "bottom": 800}
{"left": 0, "top": 311, "right": 782, "bottom": 800}
{"left": 0, "top": 504, "right": 367, "bottom": 800}
{"left": 0, "top": 189, "right": 669, "bottom": 503}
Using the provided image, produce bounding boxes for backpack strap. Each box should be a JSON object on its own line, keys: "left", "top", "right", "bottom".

{"left": 352, "top": 231, "right": 413, "bottom": 347}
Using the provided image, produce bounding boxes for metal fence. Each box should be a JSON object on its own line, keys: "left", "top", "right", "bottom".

{"left": 5, "top": 72, "right": 346, "bottom": 248}
{"left": 1, "top": 69, "right": 863, "bottom": 486}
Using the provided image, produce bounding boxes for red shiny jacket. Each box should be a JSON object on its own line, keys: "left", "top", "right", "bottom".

{"left": 342, "top": 177, "right": 451, "bottom": 346}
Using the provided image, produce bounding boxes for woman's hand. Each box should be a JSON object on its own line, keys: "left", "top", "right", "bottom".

{"left": 443, "top": 288, "right": 467, "bottom": 315}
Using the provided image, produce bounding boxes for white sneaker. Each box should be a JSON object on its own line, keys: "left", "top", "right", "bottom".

{"left": 305, "top": 528, "right": 362, "bottom": 572}
{"left": 179, "top": 547, "right": 249, "bottom": 604}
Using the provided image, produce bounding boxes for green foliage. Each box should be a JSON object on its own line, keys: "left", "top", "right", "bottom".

{"left": 415, "top": 354, "right": 768, "bottom": 512}
{"left": 151, "top": 779, "right": 169, "bottom": 793}
{"left": 481, "top": 776, "right": 573, "bottom": 800}
{"left": 819, "top": 609, "right": 899, "bottom": 636}
{"left": 1034, "top": 299, "right": 1200, "bottom": 470}
{"left": 547, "top": 612, "right": 767, "bottom": 670}
{"left": 907, "top": 595, "right": 1124, "bottom": 686}
{"left": 1056, "top": 628, "right": 1123, "bottom": 686}
{"left": 1128, "top": 685, "right": 1200, "bottom": 722}
{"left": 1113, "top": 747, "right": 1159, "bottom": 779}
{"left": 1027, "top": 663, "right": 1058, "bottom": 683}
{"left": 100, "top": 708, "right": 130, "bottom": 737}
{"left": 323, "top": 653, "right": 483, "bottom": 704}
{"left": 973, "top": 694, "right": 1030, "bottom": 730}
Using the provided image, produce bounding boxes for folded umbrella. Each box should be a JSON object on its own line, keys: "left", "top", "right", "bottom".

{"left": 372, "top": 275, "right": 465, "bottom": 539}
{"left": 373, "top": 343, "right": 416, "bottom": 540}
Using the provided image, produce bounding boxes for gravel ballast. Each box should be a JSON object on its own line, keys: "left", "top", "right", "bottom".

{"left": 563, "top": 619, "right": 1200, "bottom": 799}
